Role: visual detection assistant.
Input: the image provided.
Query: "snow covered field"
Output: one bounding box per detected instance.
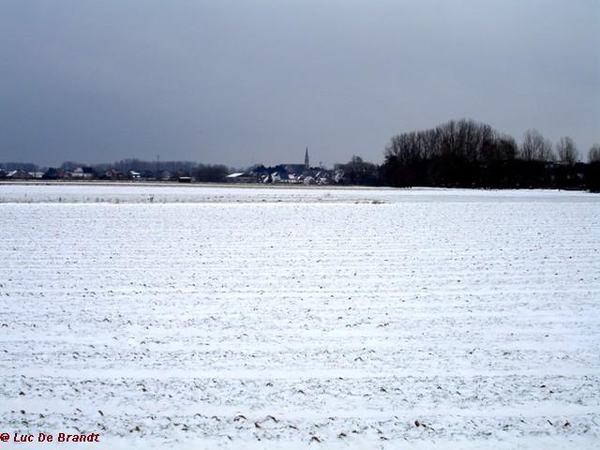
[1,184,599,449]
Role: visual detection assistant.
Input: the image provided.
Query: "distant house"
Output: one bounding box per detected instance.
[226,172,245,181]
[72,167,95,180]
[271,171,289,183]
[226,172,255,183]
[303,176,316,185]
[102,169,123,180]
[6,169,30,180]
[42,168,61,180]
[158,170,171,181]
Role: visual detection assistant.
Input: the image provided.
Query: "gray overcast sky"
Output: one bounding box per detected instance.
[1,0,598,168]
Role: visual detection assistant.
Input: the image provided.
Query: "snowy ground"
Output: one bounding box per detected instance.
[0,184,599,449]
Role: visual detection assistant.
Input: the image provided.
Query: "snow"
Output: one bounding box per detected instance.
[0,184,599,449]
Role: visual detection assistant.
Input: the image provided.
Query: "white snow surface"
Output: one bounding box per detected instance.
[0,184,599,449]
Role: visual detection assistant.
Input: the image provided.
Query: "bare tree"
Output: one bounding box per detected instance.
[588,144,600,163]
[556,136,578,165]
[520,130,554,161]
[483,133,517,162]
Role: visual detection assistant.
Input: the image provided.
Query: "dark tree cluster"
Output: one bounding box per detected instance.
[91,159,198,175]
[586,144,600,192]
[91,159,229,182]
[192,164,229,182]
[381,119,596,191]
[0,162,39,172]
[335,156,380,186]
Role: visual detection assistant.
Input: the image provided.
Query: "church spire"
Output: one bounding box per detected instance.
[304,147,309,172]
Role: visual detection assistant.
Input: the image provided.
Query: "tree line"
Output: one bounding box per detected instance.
[379,119,599,191]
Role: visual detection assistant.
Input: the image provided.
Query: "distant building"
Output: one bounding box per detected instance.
[305,147,310,172]
[281,147,311,178]
[72,167,95,180]
[228,147,337,184]
[102,169,123,180]
[226,172,254,183]
[42,168,61,180]
[6,169,30,180]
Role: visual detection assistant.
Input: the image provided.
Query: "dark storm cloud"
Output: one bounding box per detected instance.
[1,0,598,168]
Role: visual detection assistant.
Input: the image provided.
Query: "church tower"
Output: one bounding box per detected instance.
[304,147,310,172]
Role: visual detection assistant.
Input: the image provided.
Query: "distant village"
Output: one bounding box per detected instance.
[0,148,361,185]
[226,148,345,185]
[2,118,599,192]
